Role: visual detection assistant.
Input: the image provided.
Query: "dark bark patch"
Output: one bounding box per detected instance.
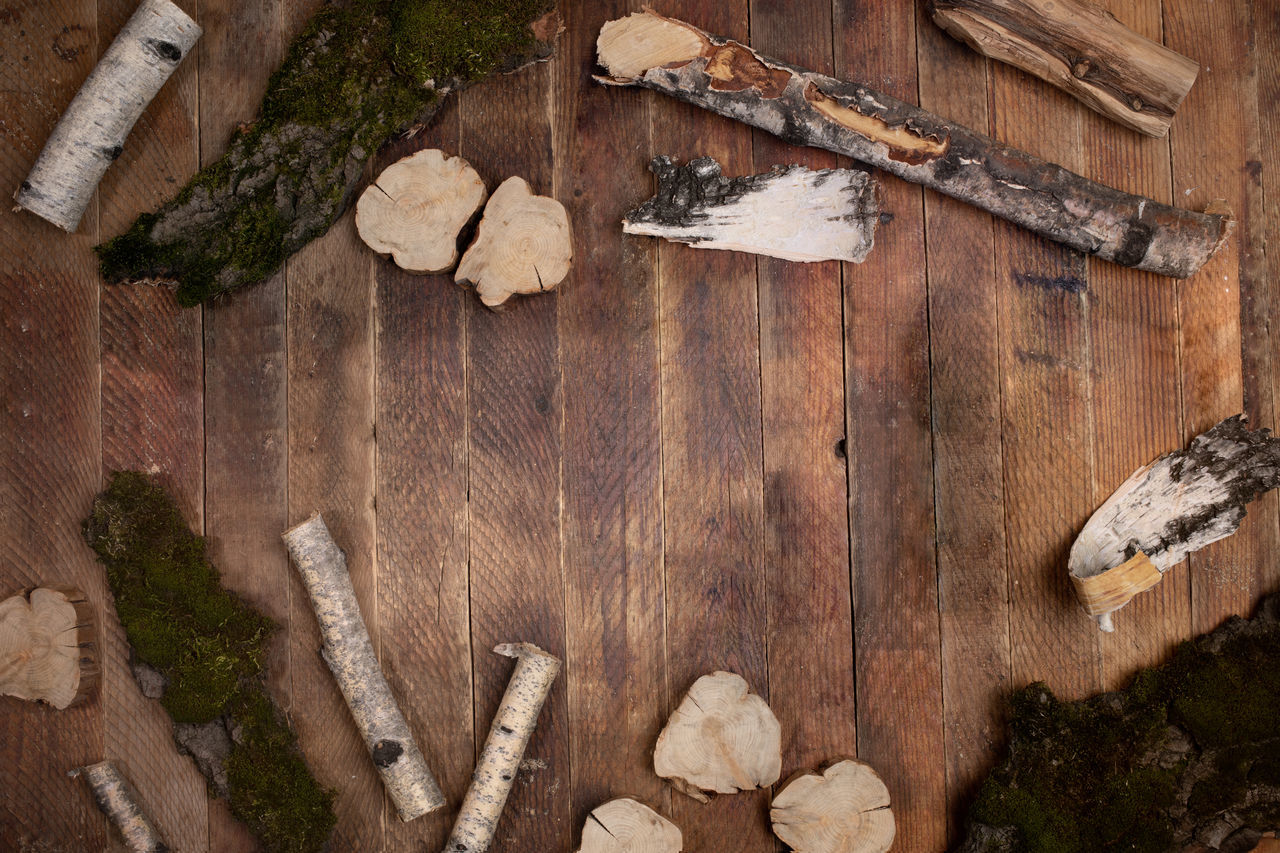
[142,37,183,63]
[372,739,404,768]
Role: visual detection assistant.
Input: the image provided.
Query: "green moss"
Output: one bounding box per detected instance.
[84,472,334,853]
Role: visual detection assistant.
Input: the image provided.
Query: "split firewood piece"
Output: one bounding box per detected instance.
[654,671,781,802]
[623,156,879,263]
[929,0,1198,138]
[455,176,572,308]
[576,798,683,853]
[771,760,895,853]
[14,0,200,232]
[595,11,1230,279]
[355,150,487,273]
[0,585,98,709]
[1069,415,1280,632]
[282,513,444,821]
[445,642,561,853]
[74,761,168,853]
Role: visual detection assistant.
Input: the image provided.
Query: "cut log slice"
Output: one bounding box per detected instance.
[623,156,879,263]
[355,149,487,274]
[654,671,781,802]
[576,798,683,853]
[455,176,572,308]
[770,760,895,853]
[0,585,98,709]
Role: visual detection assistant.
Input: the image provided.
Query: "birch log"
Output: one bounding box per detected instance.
[14,0,200,232]
[623,155,879,262]
[445,643,561,853]
[282,513,444,821]
[928,0,1199,137]
[595,11,1229,279]
[74,761,169,853]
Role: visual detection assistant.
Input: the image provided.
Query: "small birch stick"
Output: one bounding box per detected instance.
[15,0,200,232]
[73,761,169,853]
[445,643,562,853]
[282,513,444,821]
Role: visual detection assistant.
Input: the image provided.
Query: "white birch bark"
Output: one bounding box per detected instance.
[74,761,168,853]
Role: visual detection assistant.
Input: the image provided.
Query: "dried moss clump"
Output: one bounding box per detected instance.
[95,0,556,307]
[84,471,335,853]
[955,595,1280,853]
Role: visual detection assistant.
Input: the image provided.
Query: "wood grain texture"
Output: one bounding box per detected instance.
[554,0,668,832]
[459,60,572,853]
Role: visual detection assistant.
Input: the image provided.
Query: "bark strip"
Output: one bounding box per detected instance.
[595,11,1229,279]
[15,0,200,232]
[282,513,444,821]
[445,643,561,853]
[74,761,169,853]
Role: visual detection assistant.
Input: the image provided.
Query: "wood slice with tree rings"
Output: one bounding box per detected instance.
[576,798,683,853]
[355,149,487,274]
[454,176,572,308]
[770,760,895,853]
[0,585,98,709]
[653,671,782,802]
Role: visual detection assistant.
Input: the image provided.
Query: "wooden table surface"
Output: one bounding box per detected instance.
[2,0,1277,850]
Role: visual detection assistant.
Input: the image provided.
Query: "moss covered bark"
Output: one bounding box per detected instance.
[84,472,335,853]
[955,595,1280,853]
[96,0,558,306]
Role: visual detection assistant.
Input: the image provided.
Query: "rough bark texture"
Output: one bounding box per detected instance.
[623,155,879,263]
[928,0,1199,137]
[96,0,560,306]
[0,585,98,709]
[281,513,444,821]
[76,760,170,853]
[954,594,1280,853]
[14,0,201,232]
[445,643,561,853]
[1069,415,1280,630]
[770,760,896,853]
[595,11,1229,279]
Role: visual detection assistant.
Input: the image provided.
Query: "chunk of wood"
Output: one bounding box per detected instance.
[14,0,201,232]
[355,149,487,273]
[281,513,444,821]
[0,585,98,709]
[1069,415,1280,631]
[445,642,561,853]
[455,176,572,307]
[928,0,1199,137]
[576,798,683,853]
[654,671,781,802]
[623,156,879,263]
[74,761,168,853]
[595,11,1230,279]
[771,760,896,853]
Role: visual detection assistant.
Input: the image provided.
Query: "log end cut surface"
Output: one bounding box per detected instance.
[576,798,683,853]
[771,760,896,853]
[0,586,97,709]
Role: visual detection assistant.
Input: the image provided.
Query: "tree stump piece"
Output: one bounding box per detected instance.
[0,585,98,709]
[576,798,683,853]
[771,760,896,853]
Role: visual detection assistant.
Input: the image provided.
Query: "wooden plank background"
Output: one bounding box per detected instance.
[0,0,1276,850]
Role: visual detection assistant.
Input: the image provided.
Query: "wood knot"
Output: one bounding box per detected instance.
[1071,59,1091,78]
[372,739,403,768]
[1129,96,1144,111]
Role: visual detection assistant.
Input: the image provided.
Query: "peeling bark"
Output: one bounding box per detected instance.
[75,761,169,853]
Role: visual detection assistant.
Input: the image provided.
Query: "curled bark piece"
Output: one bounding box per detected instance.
[928,0,1199,137]
[576,798,683,853]
[771,760,896,853]
[654,671,782,803]
[595,11,1230,279]
[14,0,200,232]
[445,642,561,853]
[355,149,488,273]
[74,761,169,853]
[0,585,98,709]
[623,155,879,263]
[1069,415,1280,631]
[455,176,572,308]
[282,513,444,821]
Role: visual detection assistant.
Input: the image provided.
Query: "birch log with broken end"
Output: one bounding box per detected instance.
[445,643,561,853]
[623,155,879,262]
[928,0,1199,137]
[1068,415,1280,631]
[282,513,444,821]
[595,11,1230,279]
[0,585,98,709]
[14,0,200,232]
[74,761,169,853]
